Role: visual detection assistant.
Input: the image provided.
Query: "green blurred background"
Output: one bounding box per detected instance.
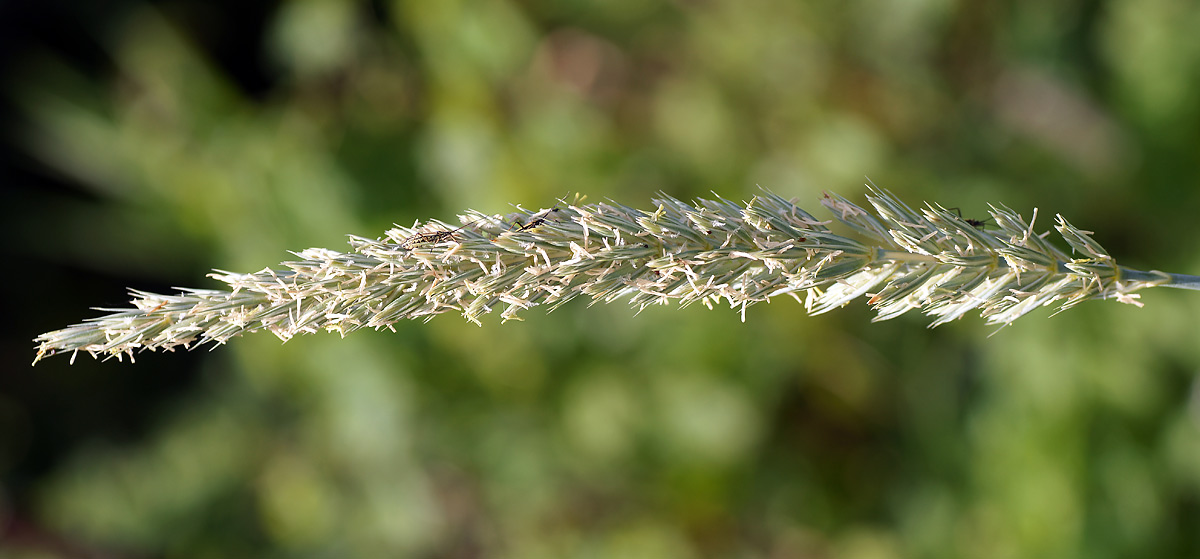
[3,0,1200,557]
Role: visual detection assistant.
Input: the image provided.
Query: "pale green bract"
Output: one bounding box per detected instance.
[32,186,1200,364]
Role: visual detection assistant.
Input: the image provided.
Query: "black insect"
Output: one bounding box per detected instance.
[399,220,479,249]
[514,206,563,232]
[948,207,992,229]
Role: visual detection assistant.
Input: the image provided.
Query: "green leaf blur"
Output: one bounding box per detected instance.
[5,0,1200,557]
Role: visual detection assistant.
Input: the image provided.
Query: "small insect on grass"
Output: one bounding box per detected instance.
[948,207,992,229]
[399,219,481,249]
[509,193,581,233]
[516,209,560,231]
[511,203,568,233]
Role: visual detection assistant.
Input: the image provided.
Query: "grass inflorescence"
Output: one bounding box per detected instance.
[33,186,1200,364]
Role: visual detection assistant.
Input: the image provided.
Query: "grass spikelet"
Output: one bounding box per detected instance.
[32,185,1200,364]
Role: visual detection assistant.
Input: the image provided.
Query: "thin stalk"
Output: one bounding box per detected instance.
[1122,268,1200,291]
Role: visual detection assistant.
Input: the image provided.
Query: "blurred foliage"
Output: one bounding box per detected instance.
[3,0,1200,557]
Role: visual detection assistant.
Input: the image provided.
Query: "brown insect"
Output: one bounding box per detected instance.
[399,219,480,249]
